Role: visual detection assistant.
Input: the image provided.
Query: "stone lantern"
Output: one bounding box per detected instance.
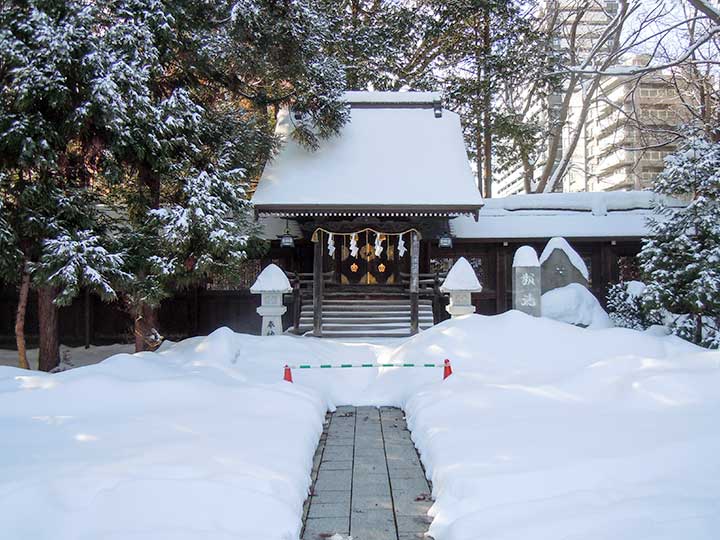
[440,257,482,318]
[250,264,292,336]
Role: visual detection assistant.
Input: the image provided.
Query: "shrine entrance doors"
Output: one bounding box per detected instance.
[337,230,403,285]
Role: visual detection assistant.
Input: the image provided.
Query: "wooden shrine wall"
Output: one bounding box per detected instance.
[0,239,641,348]
[428,239,642,317]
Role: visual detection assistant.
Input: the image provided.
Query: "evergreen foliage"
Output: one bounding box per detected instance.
[32,229,132,306]
[432,0,558,194]
[1,0,348,357]
[320,0,437,91]
[0,0,129,304]
[639,135,720,347]
[606,281,661,331]
[90,0,347,313]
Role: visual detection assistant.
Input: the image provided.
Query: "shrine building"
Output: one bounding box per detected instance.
[251,91,658,338]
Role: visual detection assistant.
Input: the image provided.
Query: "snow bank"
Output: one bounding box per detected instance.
[400,314,720,540]
[539,236,589,279]
[0,329,325,540]
[2,313,719,540]
[542,283,613,328]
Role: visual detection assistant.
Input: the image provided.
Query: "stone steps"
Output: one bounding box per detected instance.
[296,294,434,338]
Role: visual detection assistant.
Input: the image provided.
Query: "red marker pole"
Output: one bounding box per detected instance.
[443,359,452,380]
[283,364,293,383]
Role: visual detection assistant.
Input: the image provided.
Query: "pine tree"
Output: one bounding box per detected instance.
[606,281,662,330]
[640,135,720,347]
[31,227,132,307]
[319,0,437,91]
[1,0,96,370]
[426,0,553,197]
[92,0,347,350]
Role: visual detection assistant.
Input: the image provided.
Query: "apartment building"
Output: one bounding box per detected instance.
[495,2,686,195]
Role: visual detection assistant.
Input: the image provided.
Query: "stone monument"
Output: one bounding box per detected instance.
[539,237,589,294]
[250,264,292,335]
[512,246,541,317]
[440,257,482,318]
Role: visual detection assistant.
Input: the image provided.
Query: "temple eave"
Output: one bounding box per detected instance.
[254,204,482,219]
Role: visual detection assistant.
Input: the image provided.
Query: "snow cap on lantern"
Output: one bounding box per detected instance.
[250,264,292,294]
[441,257,482,318]
[251,264,291,335]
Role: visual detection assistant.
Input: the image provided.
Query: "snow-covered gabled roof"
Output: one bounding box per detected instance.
[252,92,483,217]
[342,90,442,105]
[450,191,684,240]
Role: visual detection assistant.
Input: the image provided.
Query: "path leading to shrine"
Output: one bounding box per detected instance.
[302,406,433,540]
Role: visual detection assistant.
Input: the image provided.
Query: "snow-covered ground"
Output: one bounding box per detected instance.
[0,342,135,370]
[1,313,719,539]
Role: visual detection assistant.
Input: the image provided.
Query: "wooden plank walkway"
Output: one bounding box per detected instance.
[302,406,433,540]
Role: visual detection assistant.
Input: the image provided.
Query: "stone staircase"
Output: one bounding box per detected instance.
[295,294,434,338]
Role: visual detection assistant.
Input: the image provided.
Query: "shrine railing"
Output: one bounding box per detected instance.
[399,271,447,323]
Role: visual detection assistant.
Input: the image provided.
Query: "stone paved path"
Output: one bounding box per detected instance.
[302,406,433,540]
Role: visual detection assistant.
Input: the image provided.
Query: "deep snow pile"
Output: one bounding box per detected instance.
[400,314,720,540]
[541,282,613,328]
[2,313,719,540]
[0,330,325,540]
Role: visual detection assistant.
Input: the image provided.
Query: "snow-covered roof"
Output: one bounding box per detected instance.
[450,191,683,240]
[252,92,483,216]
[539,237,589,280]
[342,91,442,105]
[440,257,483,292]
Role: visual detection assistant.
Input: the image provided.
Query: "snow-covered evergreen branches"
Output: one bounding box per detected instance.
[32,230,132,306]
[639,135,720,347]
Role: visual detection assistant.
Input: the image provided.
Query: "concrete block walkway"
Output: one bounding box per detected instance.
[302,406,433,540]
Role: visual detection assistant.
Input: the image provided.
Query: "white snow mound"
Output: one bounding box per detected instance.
[2,314,719,540]
[542,283,613,328]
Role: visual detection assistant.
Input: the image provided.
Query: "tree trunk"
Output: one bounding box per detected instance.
[482,10,492,199]
[15,272,31,370]
[694,313,703,345]
[473,14,484,194]
[475,116,483,193]
[540,76,602,193]
[134,161,163,352]
[483,107,492,198]
[134,302,160,352]
[521,153,534,194]
[37,286,60,372]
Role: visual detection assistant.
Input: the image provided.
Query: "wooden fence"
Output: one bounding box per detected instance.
[0,288,272,348]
